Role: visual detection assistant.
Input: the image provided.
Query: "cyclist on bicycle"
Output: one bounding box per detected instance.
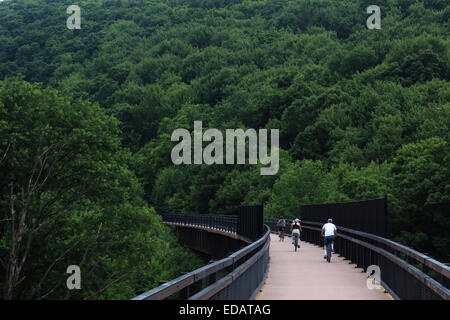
[321,218,337,259]
[276,216,286,241]
[290,218,302,248]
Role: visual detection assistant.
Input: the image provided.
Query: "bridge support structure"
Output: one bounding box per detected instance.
[173,224,248,260]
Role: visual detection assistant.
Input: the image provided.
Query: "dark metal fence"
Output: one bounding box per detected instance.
[265,218,449,300]
[237,204,264,241]
[189,225,270,300]
[162,213,238,234]
[300,197,387,237]
[132,215,270,300]
[162,204,264,242]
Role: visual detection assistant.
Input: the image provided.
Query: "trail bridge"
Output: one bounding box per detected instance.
[132,200,449,300]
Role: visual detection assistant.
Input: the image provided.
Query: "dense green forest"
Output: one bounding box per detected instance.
[0,0,449,299]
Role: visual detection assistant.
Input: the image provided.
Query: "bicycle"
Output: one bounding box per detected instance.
[326,241,332,262]
[292,232,300,251]
[324,236,334,263]
[278,228,285,242]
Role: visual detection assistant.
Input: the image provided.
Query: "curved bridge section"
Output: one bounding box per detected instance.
[132,208,270,300]
[132,202,449,300]
[163,214,249,260]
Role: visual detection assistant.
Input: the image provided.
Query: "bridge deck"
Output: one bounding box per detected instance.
[255,234,392,300]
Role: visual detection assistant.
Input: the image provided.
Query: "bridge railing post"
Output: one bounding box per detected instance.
[358,246,363,269]
[179,272,190,299]
[349,241,353,263]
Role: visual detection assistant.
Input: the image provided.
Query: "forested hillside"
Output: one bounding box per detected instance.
[0,0,449,298]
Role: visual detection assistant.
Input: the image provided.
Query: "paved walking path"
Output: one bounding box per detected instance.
[255,234,392,300]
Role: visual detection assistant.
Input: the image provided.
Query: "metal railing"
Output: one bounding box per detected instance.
[132,215,270,300]
[134,215,449,300]
[265,218,450,300]
[162,213,238,234]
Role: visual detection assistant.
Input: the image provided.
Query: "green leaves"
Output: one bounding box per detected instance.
[0,78,202,299]
[265,160,332,218]
[390,137,450,260]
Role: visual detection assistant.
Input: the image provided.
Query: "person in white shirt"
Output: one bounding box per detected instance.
[321,219,337,259]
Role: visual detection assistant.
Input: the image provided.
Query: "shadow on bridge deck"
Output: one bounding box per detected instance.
[255,234,393,300]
